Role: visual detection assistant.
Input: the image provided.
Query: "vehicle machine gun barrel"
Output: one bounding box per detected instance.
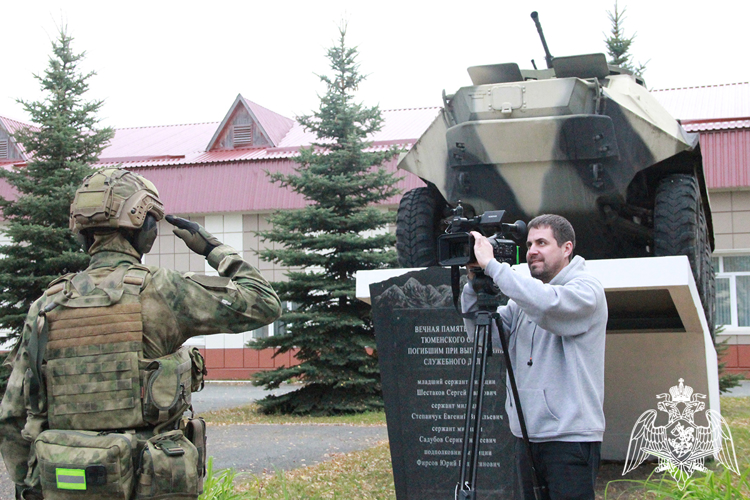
[530,11,553,69]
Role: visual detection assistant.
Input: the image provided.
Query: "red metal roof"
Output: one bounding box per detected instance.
[138,158,425,214]
[700,129,750,190]
[275,107,440,149]
[97,107,439,167]
[0,105,436,216]
[653,82,750,126]
[94,104,437,214]
[240,97,295,146]
[101,122,218,160]
[681,118,750,132]
[0,164,19,202]
[653,83,750,189]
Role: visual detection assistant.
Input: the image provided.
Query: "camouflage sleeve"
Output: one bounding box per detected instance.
[147,244,281,349]
[0,302,41,490]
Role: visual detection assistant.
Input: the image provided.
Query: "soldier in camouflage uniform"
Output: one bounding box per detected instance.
[0,168,282,499]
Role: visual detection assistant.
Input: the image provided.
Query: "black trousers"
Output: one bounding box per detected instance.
[515,439,601,500]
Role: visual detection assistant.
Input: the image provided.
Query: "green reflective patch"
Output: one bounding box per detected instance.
[56,468,86,490]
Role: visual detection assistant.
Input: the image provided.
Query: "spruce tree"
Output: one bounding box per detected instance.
[251,26,401,415]
[604,1,648,78]
[0,29,113,393]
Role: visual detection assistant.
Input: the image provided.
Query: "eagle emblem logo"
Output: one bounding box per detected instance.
[623,378,739,489]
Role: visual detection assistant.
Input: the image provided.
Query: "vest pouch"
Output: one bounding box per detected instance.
[183,417,207,491]
[47,349,145,431]
[135,430,200,499]
[188,347,207,393]
[34,429,135,500]
[142,347,192,426]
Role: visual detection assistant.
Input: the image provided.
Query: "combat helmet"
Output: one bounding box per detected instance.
[70,167,165,234]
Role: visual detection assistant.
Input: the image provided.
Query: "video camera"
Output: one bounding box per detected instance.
[437,204,527,267]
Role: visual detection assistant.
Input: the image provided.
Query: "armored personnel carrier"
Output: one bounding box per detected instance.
[395,12,715,334]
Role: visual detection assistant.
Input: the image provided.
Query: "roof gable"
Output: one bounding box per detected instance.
[0,115,36,161]
[206,95,294,151]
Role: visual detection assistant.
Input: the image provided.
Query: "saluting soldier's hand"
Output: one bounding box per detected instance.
[166,215,223,257]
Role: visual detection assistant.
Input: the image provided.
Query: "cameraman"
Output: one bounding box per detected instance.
[461,214,607,500]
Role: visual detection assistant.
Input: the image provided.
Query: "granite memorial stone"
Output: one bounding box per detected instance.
[371,267,518,500]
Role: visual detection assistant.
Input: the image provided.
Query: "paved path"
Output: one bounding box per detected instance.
[723,379,750,397]
[194,382,388,476]
[208,424,387,478]
[191,381,297,413]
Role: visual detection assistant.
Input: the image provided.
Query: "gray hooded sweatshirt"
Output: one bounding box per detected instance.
[462,255,607,442]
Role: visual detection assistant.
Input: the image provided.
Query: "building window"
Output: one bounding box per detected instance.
[203,214,243,276]
[250,324,271,340]
[247,301,294,341]
[713,254,750,329]
[0,140,8,159]
[233,124,254,148]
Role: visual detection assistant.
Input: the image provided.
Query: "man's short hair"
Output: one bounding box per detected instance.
[528,214,576,251]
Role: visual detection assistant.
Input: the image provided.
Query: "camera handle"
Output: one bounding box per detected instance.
[455,309,545,500]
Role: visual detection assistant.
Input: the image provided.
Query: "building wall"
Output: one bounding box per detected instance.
[711,191,750,250]
[0,222,13,352]
[710,189,750,375]
[144,212,298,379]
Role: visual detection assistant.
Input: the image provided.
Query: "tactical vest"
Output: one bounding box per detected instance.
[41,264,196,431]
[29,264,208,499]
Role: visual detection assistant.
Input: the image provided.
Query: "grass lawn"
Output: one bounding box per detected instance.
[201,403,387,427]
[199,397,750,500]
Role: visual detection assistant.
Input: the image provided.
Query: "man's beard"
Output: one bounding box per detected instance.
[530,260,555,283]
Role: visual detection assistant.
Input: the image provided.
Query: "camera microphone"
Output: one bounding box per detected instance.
[503,220,527,238]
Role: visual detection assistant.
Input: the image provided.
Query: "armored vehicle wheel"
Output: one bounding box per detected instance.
[653,173,715,337]
[699,206,716,337]
[396,187,444,267]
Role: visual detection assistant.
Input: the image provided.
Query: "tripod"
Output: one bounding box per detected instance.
[455,298,544,500]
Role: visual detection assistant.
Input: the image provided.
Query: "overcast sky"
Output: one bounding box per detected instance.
[2,0,747,129]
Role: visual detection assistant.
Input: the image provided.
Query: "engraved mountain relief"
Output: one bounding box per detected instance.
[374,277,453,308]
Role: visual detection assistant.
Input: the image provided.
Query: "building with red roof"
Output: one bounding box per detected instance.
[0,96,434,377]
[1,84,749,377]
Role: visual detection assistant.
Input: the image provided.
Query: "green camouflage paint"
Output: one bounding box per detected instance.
[0,232,281,492]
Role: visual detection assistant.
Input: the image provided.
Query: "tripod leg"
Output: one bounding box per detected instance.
[458,321,484,495]
[493,314,546,500]
[469,320,492,490]
[457,311,496,500]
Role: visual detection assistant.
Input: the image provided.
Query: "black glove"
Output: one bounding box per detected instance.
[166,215,223,257]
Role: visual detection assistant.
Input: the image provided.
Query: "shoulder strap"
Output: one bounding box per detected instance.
[26,298,61,413]
[123,264,151,296]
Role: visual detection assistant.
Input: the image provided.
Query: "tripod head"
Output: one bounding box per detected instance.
[468,267,508,312]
